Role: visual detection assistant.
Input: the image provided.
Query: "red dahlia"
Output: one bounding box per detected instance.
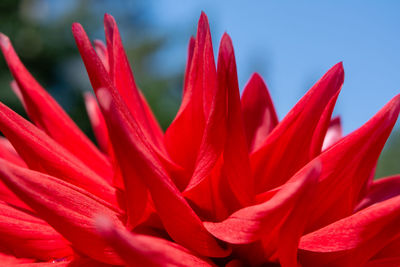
[0,12,399,267]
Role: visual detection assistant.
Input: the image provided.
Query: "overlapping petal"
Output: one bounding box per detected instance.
[96,216,215,267]
[96,88,230,257]
[0,102,119,207]
[0,33,112,181]
[356,174,400,211]
[251,63,343,192]
[84,92,110,153]
[203,161,320,244]
[304,94,400,231]
[104,14,164,150]
[0,200,72,261]
[241,73,278,153]
[0,11,398,267]
[0,159,123,264]
[165,12,218,189]
[299,194,400,266]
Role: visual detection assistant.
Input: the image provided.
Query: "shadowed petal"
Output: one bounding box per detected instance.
[322,116,343,151]
[366,237,400,266]
[84,92,110,153]
[303,94,400,231]
[204,162,319,244]
[0,159,124,264]
[0,252,35,264]
[164,12,218,188]
[72,23,183,227]
[299,194,400,266]
[94,39,109,72]
[251,63,343,192]
[355,175,400,211]
[184,34,254,220]
[0,102,118,207]
[241,73,278,153]
[0,200,72,261]
[217,34,253,206]
[183,36,196,96]
[0,136,26,168]
[96,216,216,267]
[97,88,230,257]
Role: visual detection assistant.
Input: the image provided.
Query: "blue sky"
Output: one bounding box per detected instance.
[150,1,400,134]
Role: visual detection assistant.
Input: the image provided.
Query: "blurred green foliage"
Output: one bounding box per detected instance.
[0,0,182,139]
[376,130,400,178]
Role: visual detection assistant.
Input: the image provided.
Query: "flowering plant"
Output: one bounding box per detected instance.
[0,12,399,266]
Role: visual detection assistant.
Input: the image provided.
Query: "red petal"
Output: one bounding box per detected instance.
[164,12,218,187]
[0,138,28,210]
[0,200,72,261]
[203,162,320,244]
[185,34,235,193]
[368,237,400,266]
[0,252,34,264]
[73,22,184,220]
[365,258,400,267]
[299,194,400,266]
[96,216,216,267]
[184,160,233,221]
[0,136,26,167]
[72,23,149,228]
[241,73,278,153]
[0,33,112,181]
[0,181,31,211]
[322,116,343,151]
[96,88,230,257]
[277,163,320,267]
[218,34,254,206]
[355,175,400,211]
[183,36,196,96]
[94,39,110,72]
[20,262,72,267]
[84,92,110,153]
[251,63,344,192]
[304,94,400,231]
[0,102,118,207]
[104,14,164,149]
[0,159,123,264]
[184,34,254,219]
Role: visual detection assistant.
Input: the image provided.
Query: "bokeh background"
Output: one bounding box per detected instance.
[0,0,399,177]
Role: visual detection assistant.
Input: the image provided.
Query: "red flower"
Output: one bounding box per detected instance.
[0,12,399,266]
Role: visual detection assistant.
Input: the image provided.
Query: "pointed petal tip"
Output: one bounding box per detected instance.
[221,32,232,43]
[250,72,263,82]
[219,33,234,58]
[198,11,210,30]
[200,10,207,18]
[332,61,344,79]
[104,13,116,26]
[388,93,400,114]
[71,22,84,35]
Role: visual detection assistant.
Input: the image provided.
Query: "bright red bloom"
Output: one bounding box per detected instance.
[0,12,399,266]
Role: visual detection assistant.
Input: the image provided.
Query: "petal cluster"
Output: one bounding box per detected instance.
[0,12,399,267]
